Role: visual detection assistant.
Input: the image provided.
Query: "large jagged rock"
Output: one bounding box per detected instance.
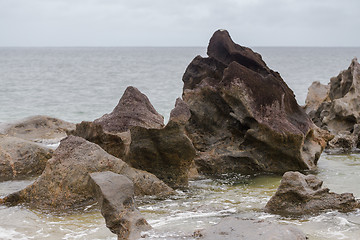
[265,171,360,215]
[182,29,327,175]
[305,58,360,152]
[69,86,164,160]
[89,171,151,240]
[125,98,196,188]
[1,136,173,210]
[200,216,307,240]
[1,115,75,145]
[0,135,53,181]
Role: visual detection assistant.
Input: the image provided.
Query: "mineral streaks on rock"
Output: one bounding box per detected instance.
[265,171,360,215]
[2,136,173,210]
[89,171,151,240]
[183,29,325,175]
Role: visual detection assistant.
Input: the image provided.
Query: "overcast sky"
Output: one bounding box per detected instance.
[0,0,359,47]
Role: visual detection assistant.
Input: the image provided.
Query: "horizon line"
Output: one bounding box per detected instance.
[0,45,360,48]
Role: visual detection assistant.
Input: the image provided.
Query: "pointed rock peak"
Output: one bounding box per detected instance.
[169,98,191,124]
[207,29,269,74]
[94,86,164,133]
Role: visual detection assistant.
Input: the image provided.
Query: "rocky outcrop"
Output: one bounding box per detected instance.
[305,58,360,151]
[265,171,360,215]
[70,87,196,188]
[1,115,75,145]
[0,135,53,181]
[89,171,151,240]
[182,29,326,175]
[125,98,196,188]
[68,86,165,160]
[200,216,307,240]
[1,136,173,210]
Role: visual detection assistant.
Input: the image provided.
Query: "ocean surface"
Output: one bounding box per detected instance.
[1,47,360,239]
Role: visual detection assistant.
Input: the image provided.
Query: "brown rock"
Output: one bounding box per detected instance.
[89,171,151,240]
[182,30,326,175]
[1,136,173,210]
[265,171,360,216]
[0,135,53,181]
[94,86,164,133]
[2,115,75,145]
[125,99,196,188]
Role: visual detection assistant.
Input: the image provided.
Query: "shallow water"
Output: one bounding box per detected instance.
[0,153,359,239]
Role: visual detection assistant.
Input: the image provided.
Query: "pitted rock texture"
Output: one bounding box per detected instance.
[265,171,360,215]
[182,29,326,175]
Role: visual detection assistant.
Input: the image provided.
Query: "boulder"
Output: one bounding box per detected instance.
[89,171,151,240]
[0,135,53,181]
[200,216,307,240]
[182,29,327,175]
[265,171,360,215]
[68,86,164,160]
[1,136,173,210]
[125,98,196,188]
[305,58,360,150]
[1,115,75,145]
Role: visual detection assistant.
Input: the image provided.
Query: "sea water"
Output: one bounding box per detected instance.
[1,47,360,239]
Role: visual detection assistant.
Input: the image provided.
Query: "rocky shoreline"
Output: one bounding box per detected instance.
[1,30,360,239]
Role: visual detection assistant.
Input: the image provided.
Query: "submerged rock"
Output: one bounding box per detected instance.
[0,135,53,181]
[200,216,307,240]
[305,58,360,151]
[125,98,196,188]
[1,115,75,145]
[265,171,360,216]
[90,171,151,240]
[1,136,173,210]
[182,29,327,175]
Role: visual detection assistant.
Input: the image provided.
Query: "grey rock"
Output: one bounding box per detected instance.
[89,171,151,240]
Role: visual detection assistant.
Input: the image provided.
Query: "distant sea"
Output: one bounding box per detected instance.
[1,47,360,124]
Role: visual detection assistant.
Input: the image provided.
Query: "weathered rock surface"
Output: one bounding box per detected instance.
[69,86,164,160]
[200,216,307,240]
[1,115,75,145]
[125,98,196,188]
[265,171,360,215]
[1,136,173,210]
[89,171,151,240]
[182,29,326,175]
[0,135,53,181]
[305,58,360,151]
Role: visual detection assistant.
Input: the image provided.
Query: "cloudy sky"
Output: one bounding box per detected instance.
[0,0,359,47]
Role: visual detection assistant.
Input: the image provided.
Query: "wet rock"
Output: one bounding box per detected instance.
[265,171,360,216]
[305,58,360,151]
[69,86,164,160]
[1,115,75,145]
[200,216,307,240]
[125,98,196,188]
[89,171,151,240]
[1,136,173,210]
[0,135,53,181]
[182,29,326,175]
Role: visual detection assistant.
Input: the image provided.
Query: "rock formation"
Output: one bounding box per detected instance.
[68,86,164,160]
[1,136,173,210]
[70,88,196,188]
[305,58,360,151]
[182,29,327,175]
[0,135,53,181]
[89,171,151,240]
[200,216,307,240]
[265,171,360,215]
[125,98,196,188]
[1,115,75,145]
